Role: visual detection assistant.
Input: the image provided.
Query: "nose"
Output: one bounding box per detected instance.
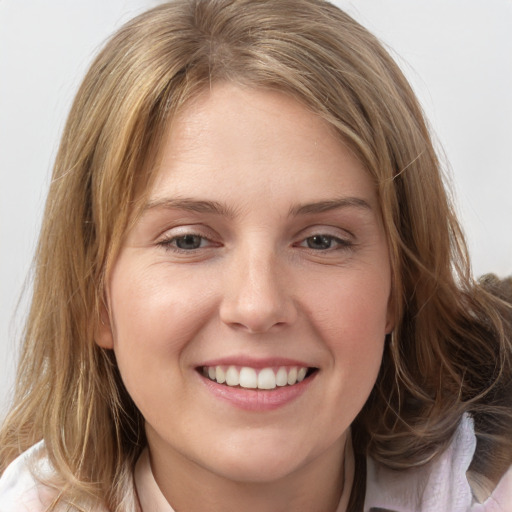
[219,248,297,333]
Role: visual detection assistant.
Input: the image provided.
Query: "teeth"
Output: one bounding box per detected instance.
[276,367,288,387]
[258,368,276,390]
[203,365,311,389]
[216,366,226,384]
[239,367,257,388]
[287,367,297,385]
[226,366,240,386]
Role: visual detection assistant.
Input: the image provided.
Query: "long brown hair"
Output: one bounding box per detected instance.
[1,1,511,510]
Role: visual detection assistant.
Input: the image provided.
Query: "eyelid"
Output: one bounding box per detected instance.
[295,224,355,241]
[156,225,221,251]
[156,223,215,240]
[292,223,357,254]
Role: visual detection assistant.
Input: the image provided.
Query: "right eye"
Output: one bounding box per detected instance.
[157,233,213,252]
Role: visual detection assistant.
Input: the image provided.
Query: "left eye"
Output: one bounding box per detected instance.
[300,235,350,250]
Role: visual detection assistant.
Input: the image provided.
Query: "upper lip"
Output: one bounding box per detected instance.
[197,356,316,369]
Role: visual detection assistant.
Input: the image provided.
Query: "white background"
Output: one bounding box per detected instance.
[1,0,511,416]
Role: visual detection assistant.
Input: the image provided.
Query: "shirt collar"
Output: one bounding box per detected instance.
[134,449,175,512]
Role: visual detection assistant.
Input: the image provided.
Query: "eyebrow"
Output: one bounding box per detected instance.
[288,197,372,216]
[143,196,372,218]
[143,198,238,218]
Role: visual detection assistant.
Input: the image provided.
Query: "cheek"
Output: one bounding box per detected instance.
[107,260,217,405]
[307,269,391,341]
[109,260,214,351]
[304,268,389,398]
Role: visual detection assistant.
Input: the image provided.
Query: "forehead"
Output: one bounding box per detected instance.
[147,83,377,212]
[168,84,336,151]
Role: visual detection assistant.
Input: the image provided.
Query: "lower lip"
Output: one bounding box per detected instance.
[199,372,316,411]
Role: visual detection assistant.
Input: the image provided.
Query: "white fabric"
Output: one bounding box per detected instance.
[1,415,511,511]
[0,442,65,512]
[0,442,108,512]
[364,414,512,511]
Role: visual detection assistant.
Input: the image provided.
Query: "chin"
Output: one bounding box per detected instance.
[198,433,321,484]
[210,454,304,484]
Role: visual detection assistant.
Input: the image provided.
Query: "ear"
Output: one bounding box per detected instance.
[95,299,114,349]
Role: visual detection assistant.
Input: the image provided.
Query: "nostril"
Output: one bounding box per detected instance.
[223,318,290,334]
[218,267,297,333]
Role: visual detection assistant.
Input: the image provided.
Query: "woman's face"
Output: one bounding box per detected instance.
[98,84,393,487]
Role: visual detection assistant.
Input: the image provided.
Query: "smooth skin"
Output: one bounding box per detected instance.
[97,83,393,512]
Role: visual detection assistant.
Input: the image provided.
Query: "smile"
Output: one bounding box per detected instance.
[201,365,316,390]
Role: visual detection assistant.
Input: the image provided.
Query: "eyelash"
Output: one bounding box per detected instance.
[156,232,353,253]
[157,233,215,253]
[296,234,353,251]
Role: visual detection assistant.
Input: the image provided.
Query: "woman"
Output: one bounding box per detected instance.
[0,1,511,510]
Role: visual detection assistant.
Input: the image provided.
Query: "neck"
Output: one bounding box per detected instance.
[146,431,352,512]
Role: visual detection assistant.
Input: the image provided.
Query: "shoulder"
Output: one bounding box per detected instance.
[0,442,133,512]
[0,441,57,512]
[364,414,512,512]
